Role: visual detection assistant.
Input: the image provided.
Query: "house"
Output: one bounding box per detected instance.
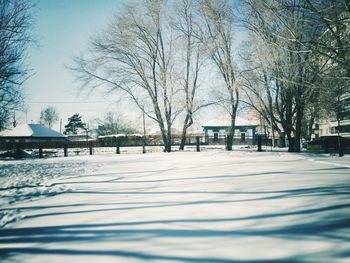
[202,117,259,145]
[0,124,67,158]
[0,123,66,144]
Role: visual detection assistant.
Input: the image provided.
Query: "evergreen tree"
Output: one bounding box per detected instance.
[64,113,86,135]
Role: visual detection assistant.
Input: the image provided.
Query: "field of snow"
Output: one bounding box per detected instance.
[0,149,349,262]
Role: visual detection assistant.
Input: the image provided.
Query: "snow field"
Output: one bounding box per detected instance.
[0,150,349,262]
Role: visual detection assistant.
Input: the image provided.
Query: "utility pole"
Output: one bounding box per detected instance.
[336,96,344,157]
[270,115,275,148]
[60,118,62,133]
[85,125,89,142]
[13,112,17,127]
[142,108,146,154]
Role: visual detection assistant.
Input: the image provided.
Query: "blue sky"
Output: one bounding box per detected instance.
[21,0,245,132]
[22,0,127,130]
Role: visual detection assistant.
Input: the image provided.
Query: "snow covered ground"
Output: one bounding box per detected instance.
[0,149,349,262]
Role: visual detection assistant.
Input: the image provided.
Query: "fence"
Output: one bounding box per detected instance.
[96,134,263,147]
[0,140,96,158]
[307,136,350,154]
[204,134,257,146]
[0,134,274,158]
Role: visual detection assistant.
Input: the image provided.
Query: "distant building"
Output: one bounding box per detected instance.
[313,94,350,139]
[202,117,259,144]
[333,93,350,137]
[311,16,350,139]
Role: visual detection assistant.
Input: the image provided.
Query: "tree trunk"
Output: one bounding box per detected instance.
[179,128,187,150]
[165,117,172,152]
[159,127,171,153]
[227,113,236,151]
[294,97,303,152]
[270,118,276,148]
[336,96,344,157]
[278,131,286,148]
[179,114,192,150]
[179,130,186,150]
[164,133,172,152]
[286,132,295,152]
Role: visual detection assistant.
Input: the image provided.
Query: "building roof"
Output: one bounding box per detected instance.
[202,116,259,128]
[0,124,65,138]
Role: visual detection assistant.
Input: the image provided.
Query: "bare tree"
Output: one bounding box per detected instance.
[239,43,282,147]
[0,0,33,131]
[304,0,350,156]
[304,0,350,78]
[39,106,59,128]
[95,111,137,136]
[199,0,239,150]
[72,0,179,152]
[242,0,327,152]
[0,109,11,131]
[173,0,204,150]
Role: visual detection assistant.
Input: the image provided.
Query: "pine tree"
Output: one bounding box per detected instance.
[64,114,86,135]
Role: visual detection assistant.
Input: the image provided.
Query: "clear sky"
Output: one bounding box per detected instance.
[21,0,127,131]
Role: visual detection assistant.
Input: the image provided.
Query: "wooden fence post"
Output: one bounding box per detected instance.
[196,136,200,152]
[142,136,146,154]
[116,138,120,154]
[226,133,232,151]
[64,146,68,157]
[39,146,43,158]
[257,135,262,152]
[89,141,93,155]
[15,144,21,159]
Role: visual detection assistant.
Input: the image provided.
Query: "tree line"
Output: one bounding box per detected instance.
[72,0,349,152]
[241,0,349,152]
[39,107,136,137]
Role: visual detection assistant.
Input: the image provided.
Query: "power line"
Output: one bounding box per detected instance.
[27,101,109,104]
[27,108,111,113]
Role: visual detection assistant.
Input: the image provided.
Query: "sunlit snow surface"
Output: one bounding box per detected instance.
[0,149,349,262]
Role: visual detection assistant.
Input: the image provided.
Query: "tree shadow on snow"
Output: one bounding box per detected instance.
[1,164,350,262]
[1,199,350,261]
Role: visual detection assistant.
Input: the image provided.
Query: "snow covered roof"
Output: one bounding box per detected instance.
[187,129,205,135]
[0,124,65,138]
[202,116,259,127]
[98,133,144,139]
[98,134,127,139]
[126,133,143,137]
